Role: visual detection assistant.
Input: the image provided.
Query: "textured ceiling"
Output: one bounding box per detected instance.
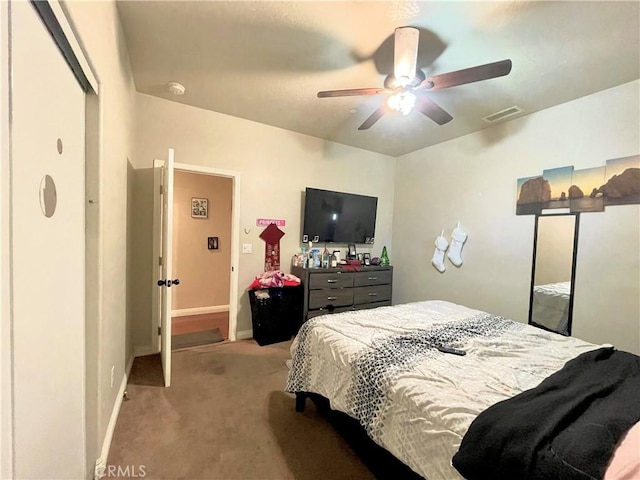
[116,1,640,157]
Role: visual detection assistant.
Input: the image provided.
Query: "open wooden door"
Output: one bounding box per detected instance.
[158,148,175,387]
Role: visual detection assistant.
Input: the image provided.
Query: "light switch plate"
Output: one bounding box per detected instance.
[242,243,252,254]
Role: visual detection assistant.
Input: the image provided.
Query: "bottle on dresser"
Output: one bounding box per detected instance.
[309,249,320,268]
[322,246,329,268]
[299,246,308,268]
[307,242,314,269]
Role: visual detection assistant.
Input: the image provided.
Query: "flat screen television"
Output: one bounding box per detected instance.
[302,187,377,244]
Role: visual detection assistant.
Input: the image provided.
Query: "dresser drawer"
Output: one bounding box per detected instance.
[354,285,392,305]
[309,289,354,309]
[309,272,354,290]
[354,270,392,287]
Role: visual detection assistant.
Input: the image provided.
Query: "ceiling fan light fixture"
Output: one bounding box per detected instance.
[316,24,512,131]
[396,75,412,87]
[384,69,425,89]
[388,90,416,115]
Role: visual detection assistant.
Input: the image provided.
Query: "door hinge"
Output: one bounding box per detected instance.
[159,255,163,266]
[157,326,161,335]
[160,184,164,195]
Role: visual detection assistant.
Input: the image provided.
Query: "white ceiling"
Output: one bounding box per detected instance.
[116,1,640,157]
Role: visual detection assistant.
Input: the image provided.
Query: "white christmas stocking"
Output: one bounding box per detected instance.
[447,222,467,267]
[431,231,449,273]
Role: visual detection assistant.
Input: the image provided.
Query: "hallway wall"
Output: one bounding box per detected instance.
[173,171,232,310]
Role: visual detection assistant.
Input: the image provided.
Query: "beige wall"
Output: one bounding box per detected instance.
[61,0,137,472]
[173,171,232,309]
[392,80,640,354]
[131,92,396,347]
[0,3,10,476]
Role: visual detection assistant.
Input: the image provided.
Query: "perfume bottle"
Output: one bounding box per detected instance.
[322,246,329,268]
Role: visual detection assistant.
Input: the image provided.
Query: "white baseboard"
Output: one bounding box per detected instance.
[236,329,253,340]
[171,305,229,317]
[94,355,134,480]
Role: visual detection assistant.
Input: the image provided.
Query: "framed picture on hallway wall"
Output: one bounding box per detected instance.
[191,197,208,218]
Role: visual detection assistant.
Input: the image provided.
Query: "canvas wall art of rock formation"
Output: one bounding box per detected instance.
[516,154,639,215]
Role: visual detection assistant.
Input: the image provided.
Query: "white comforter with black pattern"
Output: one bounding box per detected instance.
[285,300,601,480]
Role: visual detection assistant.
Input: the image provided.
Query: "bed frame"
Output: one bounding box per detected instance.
[295,392,424,479]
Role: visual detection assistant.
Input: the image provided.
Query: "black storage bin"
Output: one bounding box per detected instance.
[248,285,303,346]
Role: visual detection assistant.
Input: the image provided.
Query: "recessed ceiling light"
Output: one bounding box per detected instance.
[168,82,186,95]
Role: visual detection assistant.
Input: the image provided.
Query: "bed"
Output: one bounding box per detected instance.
[285,300,639,480]
[531,281,571,334]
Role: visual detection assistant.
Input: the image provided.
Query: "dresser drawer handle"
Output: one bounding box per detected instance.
[327,279,338,283]
[327,296,338,301]
[368,292,378,297]
[368,277,377,280]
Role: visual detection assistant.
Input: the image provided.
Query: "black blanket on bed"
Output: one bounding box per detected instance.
[452,347,640,480]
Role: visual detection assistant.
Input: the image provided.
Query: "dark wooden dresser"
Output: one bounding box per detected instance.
[290,265,393,329]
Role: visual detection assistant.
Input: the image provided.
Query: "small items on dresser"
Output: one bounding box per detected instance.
[379,246,390,266]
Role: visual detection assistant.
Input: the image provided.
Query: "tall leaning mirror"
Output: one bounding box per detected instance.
[528,213,580,336]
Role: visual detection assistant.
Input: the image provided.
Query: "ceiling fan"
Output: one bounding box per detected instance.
[317,27,512,130]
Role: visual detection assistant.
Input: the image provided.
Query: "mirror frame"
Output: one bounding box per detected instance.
[528,212,580,336]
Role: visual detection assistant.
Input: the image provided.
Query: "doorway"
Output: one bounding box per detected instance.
[171,170,234,349]
[152,158,240,383]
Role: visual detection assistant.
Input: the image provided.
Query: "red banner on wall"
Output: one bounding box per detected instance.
[259,223,285,271]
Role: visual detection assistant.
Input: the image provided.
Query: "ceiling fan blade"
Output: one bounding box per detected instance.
[415,94,453,125]
[358,106,386,130]
[421,59,512,91]
[394,27,419,83]
[318,88,386,98]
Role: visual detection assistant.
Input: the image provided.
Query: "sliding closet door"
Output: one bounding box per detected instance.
[11,1,86,477]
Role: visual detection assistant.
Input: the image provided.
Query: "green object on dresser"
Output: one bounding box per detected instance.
[380,246,390,266]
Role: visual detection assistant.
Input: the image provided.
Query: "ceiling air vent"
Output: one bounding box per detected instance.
[482,106,524,124]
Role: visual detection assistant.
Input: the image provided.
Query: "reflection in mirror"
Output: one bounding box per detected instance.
[529,213,579,336]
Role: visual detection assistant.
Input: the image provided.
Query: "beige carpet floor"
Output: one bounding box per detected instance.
[107,339,378,480]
